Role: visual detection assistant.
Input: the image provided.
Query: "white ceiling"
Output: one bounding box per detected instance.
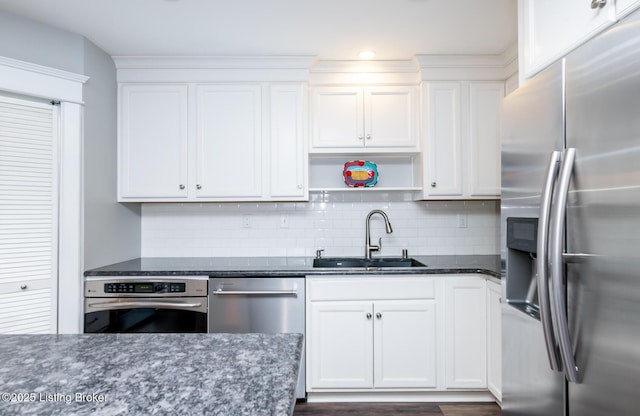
[0,0,517,60]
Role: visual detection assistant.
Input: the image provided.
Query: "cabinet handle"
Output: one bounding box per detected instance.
[431,182,437,187]
[179,184,185,190]
[358,135,364,140]
[20,284,27,290]
[590,0,606,8]
[297,184,302,189]
[196,184,202,190]
[366,313,372,320]
[366,134,371,140]
[376,312,382,319]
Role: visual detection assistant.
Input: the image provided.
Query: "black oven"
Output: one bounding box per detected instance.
[84,276,208,333]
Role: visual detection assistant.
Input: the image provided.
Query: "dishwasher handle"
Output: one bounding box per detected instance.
[213,289,298,296]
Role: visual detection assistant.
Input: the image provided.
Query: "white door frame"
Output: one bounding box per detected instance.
[0,55,89,333]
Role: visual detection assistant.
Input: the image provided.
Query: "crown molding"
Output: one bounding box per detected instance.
[113,55,318,83]
[0,55,88,103]
[0,56,89,84]
[113,55,318,70]
[415,45,518,81]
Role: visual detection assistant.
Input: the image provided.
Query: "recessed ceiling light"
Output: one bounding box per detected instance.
[358,50,376,60]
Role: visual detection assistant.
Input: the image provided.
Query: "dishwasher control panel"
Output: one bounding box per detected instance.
[104,282,186,294]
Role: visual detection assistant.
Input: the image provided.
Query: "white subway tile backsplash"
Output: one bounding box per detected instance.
[141,193,500,257]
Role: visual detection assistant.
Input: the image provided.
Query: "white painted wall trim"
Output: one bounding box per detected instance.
[57,102,84,334]
[0,56,89,103]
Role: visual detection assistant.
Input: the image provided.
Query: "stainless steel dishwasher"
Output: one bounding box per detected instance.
[208,276,305,399]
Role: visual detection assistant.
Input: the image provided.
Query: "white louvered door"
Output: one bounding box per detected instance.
[0,96,58,334]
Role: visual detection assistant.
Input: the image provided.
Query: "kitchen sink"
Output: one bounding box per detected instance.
[313,257,427,269]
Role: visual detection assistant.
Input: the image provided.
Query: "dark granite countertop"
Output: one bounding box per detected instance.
[0,333,303,416]
[84,255,501,280]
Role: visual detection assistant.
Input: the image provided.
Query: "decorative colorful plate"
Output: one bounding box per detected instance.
[343,160,378,187]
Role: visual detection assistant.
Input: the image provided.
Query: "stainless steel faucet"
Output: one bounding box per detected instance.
[365,209,393,259]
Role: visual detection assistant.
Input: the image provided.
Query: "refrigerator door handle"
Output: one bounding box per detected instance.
[536,150,563,372]
[549,147,580,383]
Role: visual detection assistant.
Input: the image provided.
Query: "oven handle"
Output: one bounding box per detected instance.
[87,301,204,310]
[213,289,297,296]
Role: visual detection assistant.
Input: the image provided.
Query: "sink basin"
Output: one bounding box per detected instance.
[313,257,426,268]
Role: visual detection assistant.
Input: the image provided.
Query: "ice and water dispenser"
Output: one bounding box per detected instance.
[505,217,541,319]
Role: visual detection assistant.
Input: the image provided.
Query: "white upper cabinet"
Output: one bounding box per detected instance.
[422,81,503,200]
[468,83,503,197]
[423,82,463,197]
[119,84,189,199]
[270,85,307,199]
[310,86,418,152]
[616,0,640,18]
[196,85,263,198]
[115,56,314,202]
[519,0,616,80]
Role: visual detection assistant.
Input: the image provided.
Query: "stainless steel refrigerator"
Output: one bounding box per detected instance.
[501,10,640,416]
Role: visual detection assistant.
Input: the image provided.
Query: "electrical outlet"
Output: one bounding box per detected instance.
[242,214,252,228]
[280,214,289,228]
[457,214,468,228]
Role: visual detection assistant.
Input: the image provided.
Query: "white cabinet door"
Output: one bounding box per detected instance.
[444,276,487,389]
[311,87,364,148]
[487,280,502,402]
[422,82,502,200]
[310,86,418,150]
[119,84,188,199]
[373,300,437,388]
[309,301,374,388]
[468,83,503,197]
[519,0,615,79]
[196,85,262,198]
[269,84,307,199]
[364,87,418,148]
[423,82,463,197]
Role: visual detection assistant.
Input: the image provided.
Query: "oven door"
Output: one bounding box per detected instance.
[84,297,207,333]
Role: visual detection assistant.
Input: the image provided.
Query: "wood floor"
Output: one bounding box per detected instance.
[294,402,502,416]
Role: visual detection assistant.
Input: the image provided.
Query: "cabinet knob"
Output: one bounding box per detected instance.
[366,313,372,320]
[196,184,202,190]
[431,182,437,188]
[366,134,371,140]
[179,184,185,190]
[20,284,27,290]
[376,312,382,319]
[358,135,364,140]
[297,185,303,189]
[590,0,606,8]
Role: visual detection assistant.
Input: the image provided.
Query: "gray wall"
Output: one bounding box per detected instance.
[0,9,141,269]
[82,39,141,269]
[0,10,84,73]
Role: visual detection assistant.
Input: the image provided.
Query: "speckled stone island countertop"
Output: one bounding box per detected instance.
[84,255,501,282]
[0,333,303,416]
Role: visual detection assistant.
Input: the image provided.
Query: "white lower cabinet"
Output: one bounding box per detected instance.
[444,275,487,389]
[486,280,502,402]
[309,301,374,388]
[306,274,496,400]
[373,301,437,388]
[306,276,437,391]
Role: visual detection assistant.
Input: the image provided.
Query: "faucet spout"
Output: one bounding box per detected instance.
[365,209,393,259]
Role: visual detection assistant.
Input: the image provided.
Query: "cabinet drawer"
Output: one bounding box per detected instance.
[307,276,435,301]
